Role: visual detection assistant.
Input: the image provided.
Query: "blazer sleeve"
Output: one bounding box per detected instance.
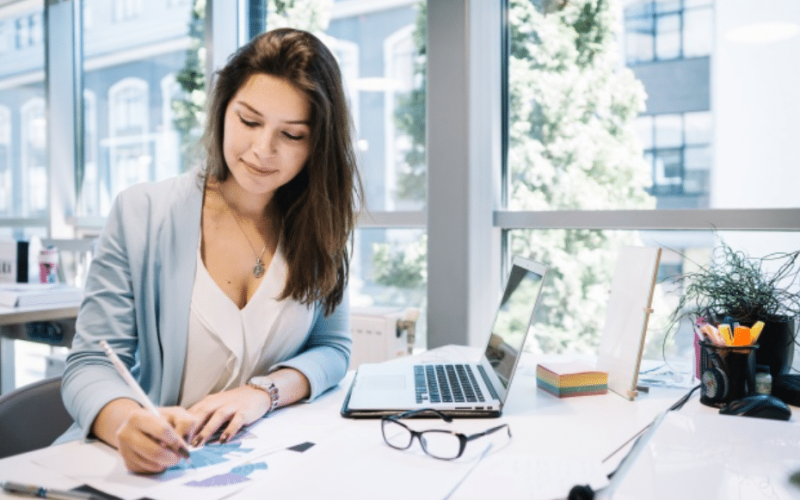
[60,192,143,439]
[270,290,352,400]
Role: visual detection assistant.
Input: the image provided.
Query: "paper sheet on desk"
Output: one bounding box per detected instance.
[31,410,345,500]
[260,425,498,500]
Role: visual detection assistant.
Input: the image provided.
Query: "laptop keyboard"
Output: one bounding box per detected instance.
[414,364,486,404]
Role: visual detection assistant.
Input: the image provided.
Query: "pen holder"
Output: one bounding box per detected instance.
[699,341,758,408]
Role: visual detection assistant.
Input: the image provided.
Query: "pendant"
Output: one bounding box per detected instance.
[253,259,265,278]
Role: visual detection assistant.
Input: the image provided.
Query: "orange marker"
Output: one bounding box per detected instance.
[718,324,733,345]
[750,321,765,344]
[733,325,751,346]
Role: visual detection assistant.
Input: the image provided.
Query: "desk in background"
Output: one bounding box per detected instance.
[0,303,79,394]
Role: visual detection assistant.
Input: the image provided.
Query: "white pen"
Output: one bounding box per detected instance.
[99,340,191,460]
[1,481,100,500]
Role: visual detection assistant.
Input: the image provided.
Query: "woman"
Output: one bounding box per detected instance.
[59,28,362,474]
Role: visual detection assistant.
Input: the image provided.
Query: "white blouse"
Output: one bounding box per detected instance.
[178,244,315,407]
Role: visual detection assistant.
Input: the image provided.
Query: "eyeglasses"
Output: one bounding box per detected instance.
[381,409,512,460]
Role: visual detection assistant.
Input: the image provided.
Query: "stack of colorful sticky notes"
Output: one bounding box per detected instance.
[536,361,608,398]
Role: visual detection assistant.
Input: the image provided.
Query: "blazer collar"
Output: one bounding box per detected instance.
[158,168,204,405]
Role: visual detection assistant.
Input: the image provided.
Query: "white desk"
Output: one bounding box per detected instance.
[0,349,796,500]
[0,303,80,394]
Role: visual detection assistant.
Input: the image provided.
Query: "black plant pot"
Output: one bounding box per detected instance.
[755,318,795,377]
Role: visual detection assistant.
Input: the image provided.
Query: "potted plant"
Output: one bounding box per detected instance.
[669,239,800,377]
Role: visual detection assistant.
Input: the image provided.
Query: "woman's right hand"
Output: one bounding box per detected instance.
[93,399,199,474]
[115,406,199,473]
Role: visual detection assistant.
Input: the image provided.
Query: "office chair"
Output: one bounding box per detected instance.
[0,376,73,459]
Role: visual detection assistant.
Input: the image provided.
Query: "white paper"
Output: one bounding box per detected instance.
[32,408,345,500]
[255,424,505,500]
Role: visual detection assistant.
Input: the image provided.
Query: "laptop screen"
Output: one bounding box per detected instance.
[484,259,546,389]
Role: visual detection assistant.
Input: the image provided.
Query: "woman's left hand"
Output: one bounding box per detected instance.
[187,385,271,446]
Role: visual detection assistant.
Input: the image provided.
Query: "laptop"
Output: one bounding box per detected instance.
[341,255,548,418]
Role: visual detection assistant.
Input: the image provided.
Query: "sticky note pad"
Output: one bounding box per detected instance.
[536,362,608,398]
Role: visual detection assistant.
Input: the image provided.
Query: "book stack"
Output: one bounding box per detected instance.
[0,283,83,308]
[536,361,608,398]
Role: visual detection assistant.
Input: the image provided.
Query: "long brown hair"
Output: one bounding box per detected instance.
[203,28,363,316]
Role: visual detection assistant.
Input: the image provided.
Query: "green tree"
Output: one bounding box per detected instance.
[508,0,655,354]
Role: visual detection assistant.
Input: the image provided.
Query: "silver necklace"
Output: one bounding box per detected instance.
[222,192,268,278]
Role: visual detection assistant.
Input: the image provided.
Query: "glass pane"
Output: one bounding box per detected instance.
[683,111,712,145]
[625,31,654,64]
[271,2,428,211]
[683,0,713,8]
[683,146,710,195]
[269,2,429,345]
[634,116,654,149]
[351,228,427,349]
[625,1,653,18]
[0,1,46,219]
[654,114,682,147]
[508,229,800,378]
[653,149,682,193]
[655,0,680,14]
[655,13,680,59]
[683,7,713,57]
[507,0,799,212]
[78,0,196,217]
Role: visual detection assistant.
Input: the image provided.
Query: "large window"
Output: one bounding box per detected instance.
[1,1,798,379]
[504,0,800,374]
[78,0,194,216]
[264,1,428,341]
[0,0,46,226]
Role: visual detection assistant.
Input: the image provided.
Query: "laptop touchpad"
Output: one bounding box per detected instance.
[360,375,406,391]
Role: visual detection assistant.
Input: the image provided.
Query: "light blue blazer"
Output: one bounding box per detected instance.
[57,168,351,443]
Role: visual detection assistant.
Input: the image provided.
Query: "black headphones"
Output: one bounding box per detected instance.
[701,351,729,403]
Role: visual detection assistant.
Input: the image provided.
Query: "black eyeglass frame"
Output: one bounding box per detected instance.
[380,408,512,460]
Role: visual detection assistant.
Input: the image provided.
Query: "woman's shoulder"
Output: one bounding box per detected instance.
[115,167,204,212]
